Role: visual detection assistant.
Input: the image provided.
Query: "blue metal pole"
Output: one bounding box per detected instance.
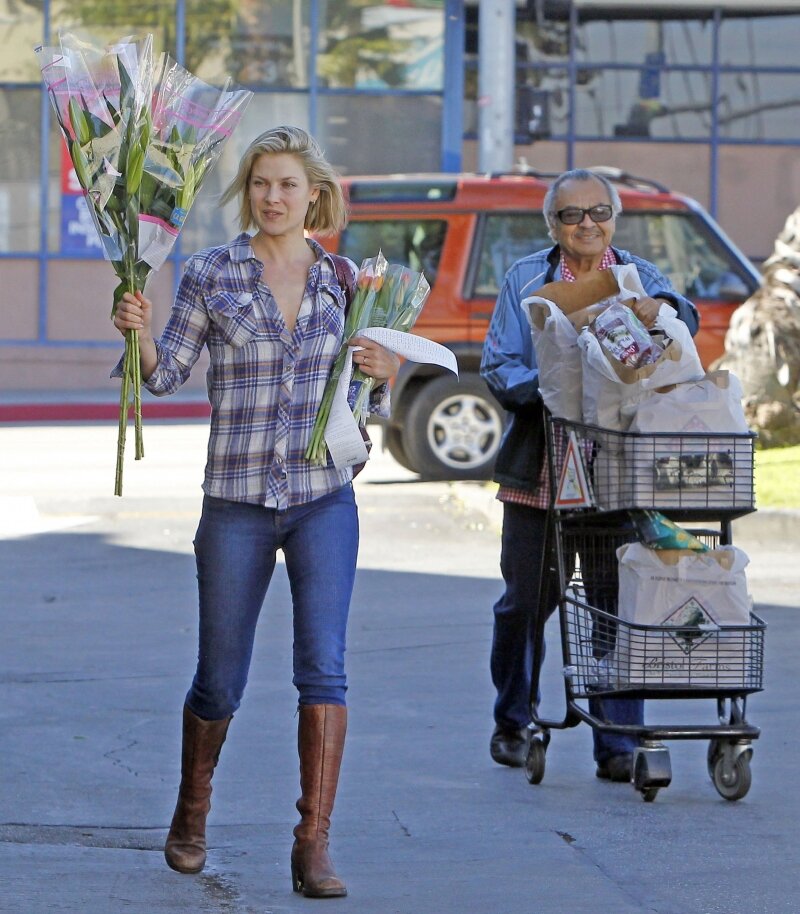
[37,0,52,342]
[567,2,577,170]
[173,0,186,296]
[709,8,722,219]
[175,0,186,66]
[441,0,464,172]
[309,0,319,135]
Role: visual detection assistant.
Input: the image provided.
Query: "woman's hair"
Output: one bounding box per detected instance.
[220,125,348,236]
[542,168,623,241]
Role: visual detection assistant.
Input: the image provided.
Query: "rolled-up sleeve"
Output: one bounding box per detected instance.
[149,259,213,395]
[111,258,212,396]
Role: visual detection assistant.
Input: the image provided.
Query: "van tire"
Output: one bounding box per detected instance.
[384,424,418,473]
[403,373,505,480]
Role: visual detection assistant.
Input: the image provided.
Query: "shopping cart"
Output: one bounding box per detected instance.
[525,415,766,802]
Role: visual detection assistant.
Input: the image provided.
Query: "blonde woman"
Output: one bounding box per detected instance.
[114,126,398,897]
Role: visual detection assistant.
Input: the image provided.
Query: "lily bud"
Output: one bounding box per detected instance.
[68,98,91,146]
[177,162,196,210]
[126,143,144,195]
[69,140,90,189]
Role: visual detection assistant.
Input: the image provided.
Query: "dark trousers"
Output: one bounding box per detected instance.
[491,501,643,763]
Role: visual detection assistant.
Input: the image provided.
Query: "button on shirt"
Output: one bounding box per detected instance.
[140,233,389,509]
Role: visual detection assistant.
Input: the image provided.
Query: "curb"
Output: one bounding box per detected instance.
[0,392,210,423]
[451,480,800,547]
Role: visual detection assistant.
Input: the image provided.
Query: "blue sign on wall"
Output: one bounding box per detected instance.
[60,194,104,256]
[639,51,666,100]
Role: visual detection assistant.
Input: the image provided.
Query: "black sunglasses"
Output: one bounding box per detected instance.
[556,205,614,225]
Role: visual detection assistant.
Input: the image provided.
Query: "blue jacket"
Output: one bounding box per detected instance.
[480,245,700,492]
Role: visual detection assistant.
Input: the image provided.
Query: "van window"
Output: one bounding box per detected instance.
[472,211,752,302]
[338,219,447,286]
[613,213,753,300]
[472,213,551,296]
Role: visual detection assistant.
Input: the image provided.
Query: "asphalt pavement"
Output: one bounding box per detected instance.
[1,416,798,914]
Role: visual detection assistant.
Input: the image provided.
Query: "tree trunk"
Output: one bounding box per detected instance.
[715,208,800,447]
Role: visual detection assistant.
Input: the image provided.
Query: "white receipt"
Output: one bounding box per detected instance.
[324,327,458,470]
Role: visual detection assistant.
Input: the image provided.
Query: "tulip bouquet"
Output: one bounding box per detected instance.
[35,32,252,494]
[305,252,431,467]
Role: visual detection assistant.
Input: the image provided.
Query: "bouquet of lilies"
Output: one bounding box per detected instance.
[35,32,252,494]
[305,251,431,467]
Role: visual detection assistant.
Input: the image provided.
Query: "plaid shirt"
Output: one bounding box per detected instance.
[498,247,615,510]
[140,233,389,509]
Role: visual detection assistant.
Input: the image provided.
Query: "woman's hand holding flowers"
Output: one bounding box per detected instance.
[114,290,154,338]
[348,337,400,384]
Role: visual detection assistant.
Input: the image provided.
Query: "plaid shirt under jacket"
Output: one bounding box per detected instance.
[135,233,389,509]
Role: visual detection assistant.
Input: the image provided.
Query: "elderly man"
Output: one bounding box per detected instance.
[480,168,699,780]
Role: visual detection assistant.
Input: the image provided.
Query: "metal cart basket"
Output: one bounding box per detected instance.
[525,415,765,802]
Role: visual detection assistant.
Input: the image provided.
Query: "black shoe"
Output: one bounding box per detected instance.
[490,725,530,767]
[595,753,633,782]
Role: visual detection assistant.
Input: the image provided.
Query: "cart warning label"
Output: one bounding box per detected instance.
[555,432,594,509]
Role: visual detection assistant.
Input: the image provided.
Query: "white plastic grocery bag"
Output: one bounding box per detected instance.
[526,296,582,421]
[625,370,753,511]
[614,543,754,686]
[629,370,749,435]
[579,302,705,430]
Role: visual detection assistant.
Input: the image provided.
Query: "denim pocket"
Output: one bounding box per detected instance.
[207,290,259,347]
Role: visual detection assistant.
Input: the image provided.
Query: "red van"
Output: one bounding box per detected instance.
[320,169,760,479]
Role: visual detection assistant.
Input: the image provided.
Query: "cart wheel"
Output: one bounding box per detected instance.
[524,737,547,785]
[633,745,671,801]
[712,753,752,801]
[706,739,722,780]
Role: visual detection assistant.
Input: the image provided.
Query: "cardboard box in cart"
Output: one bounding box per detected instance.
[614,543,759,687]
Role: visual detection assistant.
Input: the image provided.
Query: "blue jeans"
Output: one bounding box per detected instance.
[186,486,359,720]
[491,501,643,763]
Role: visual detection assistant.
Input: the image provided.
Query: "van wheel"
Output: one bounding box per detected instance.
[384,424,419,473]
[403,373,504,480]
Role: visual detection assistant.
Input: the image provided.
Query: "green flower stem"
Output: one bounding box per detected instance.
[351,371,375,425]
[132,328,144,461]
[305,365,339,465]
[115,333,131,497]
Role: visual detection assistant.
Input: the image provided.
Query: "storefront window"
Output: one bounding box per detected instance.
[575,19,713,66]
[50,0,176,60]
[515,17,569,65]
[574,69,712,140]
[464,64,569,140]
[316,93,441,175]
[189,0,309,88]
[317,1,444,90]
[718,73,800,142]
[0,89,41,252]
[720,15,800,67]
[1,0,45,83]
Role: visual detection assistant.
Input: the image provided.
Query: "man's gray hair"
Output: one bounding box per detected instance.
[543,169,623,240]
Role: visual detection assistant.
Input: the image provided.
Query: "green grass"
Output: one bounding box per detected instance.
[754,445,800,509]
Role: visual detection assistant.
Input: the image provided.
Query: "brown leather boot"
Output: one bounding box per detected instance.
[164,705,231,874]
[291,704,348,898]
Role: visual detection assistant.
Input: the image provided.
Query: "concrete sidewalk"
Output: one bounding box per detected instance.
[1,415,798,914]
